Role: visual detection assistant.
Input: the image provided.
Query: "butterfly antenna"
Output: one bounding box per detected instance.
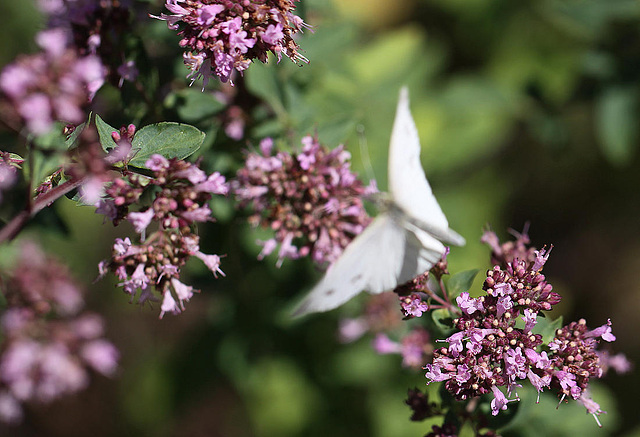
[356,124,376,184]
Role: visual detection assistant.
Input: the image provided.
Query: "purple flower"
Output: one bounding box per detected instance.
[521,308,537,332]
[234,135,373,267]
[195,172,228,195]
[197,4,224,26]
[257,238,278,261]
[80,340,119,376]
[555,370,577,394]
[527,369,551,401]
[425,363,452,383]
[504,347,526,379]
[145,154,170,171]
[0,241,119,424]
[578,390,605,427]
[195,252,225,277]
[154,0,308,85]
[338,318,368,343]
[0,31,105,135]
[445,332,465,358]
[117,60,139,87]
[586,319,616,342]
[490,386,509,416]
[127,208,155,234]
[532,247,552,271]
[113,237,132,256]
[171,278,194,307]
[180,204,212,223]
[400,329,430,368]
[400,294,429,317]
[455,364,472,384]
[492,282,513,297]
[496,295,513,319]
[372,333,402,355]
[261,23,284,45]
[175,165,207,184]
[456,292,484,315]
[160,292,180,318]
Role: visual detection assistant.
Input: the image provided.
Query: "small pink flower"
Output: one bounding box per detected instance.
[127,208,155,234]
[171,278,194,307]
[195,252,225,277]
[145,154,169,171]
[81,340,119,376]
[160,292,180,319]
[372,333,401,355]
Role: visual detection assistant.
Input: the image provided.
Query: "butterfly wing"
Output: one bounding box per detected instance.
[292,89,466,317]
[292,214,438,317]
[388,87,465,246]
[292,215,402,317]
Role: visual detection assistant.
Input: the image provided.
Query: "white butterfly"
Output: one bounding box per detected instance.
[292,87,465,317]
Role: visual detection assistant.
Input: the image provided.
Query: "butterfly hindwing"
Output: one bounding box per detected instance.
[292,214,407,316]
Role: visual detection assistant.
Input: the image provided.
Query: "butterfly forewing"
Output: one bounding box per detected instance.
[292,214,407,316]
[388,88,450,233]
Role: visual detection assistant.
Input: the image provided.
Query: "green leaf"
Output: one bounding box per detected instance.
[65,117,89,149]
[29,150,65,189]
[245,62,287,119]
[532,315,563,344]
[32,123,67,151]
[446,269,479,300]
[95,114,119,152]
[166,88,226,122]
[596,85,638,166]
[129,122,205,168]
[431,308,455,336]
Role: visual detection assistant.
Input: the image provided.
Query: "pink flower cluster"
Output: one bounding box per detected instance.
[153,0,309,85]
[0,241,118,424]
[0,29,104,135]
[424,244,624,425]
[97,154,228,318]
[234,136,376,267]
[37,0,137,88]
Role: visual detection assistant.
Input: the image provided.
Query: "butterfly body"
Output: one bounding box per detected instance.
[292,88,464,317]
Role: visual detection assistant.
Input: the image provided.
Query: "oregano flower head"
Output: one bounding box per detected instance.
[0,241,118,424]
[234,136,376,267]
[153,0,309,85]
[97,154,228,318]
[0,29,104,135]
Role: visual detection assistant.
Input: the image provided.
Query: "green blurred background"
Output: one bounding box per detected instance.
[1,0,639,435]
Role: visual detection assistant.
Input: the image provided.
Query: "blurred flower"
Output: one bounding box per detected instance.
[405,388,441,422]
[0,29,104,135]
[338,292,402,343]
[234,136,374,267]
[97,155,228,318]
[117,60,139,87]
[372,328,431,368]
[481,225,537,268]
[0,241,118,424]
[36,0,133,88]
[153,0,309,85]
